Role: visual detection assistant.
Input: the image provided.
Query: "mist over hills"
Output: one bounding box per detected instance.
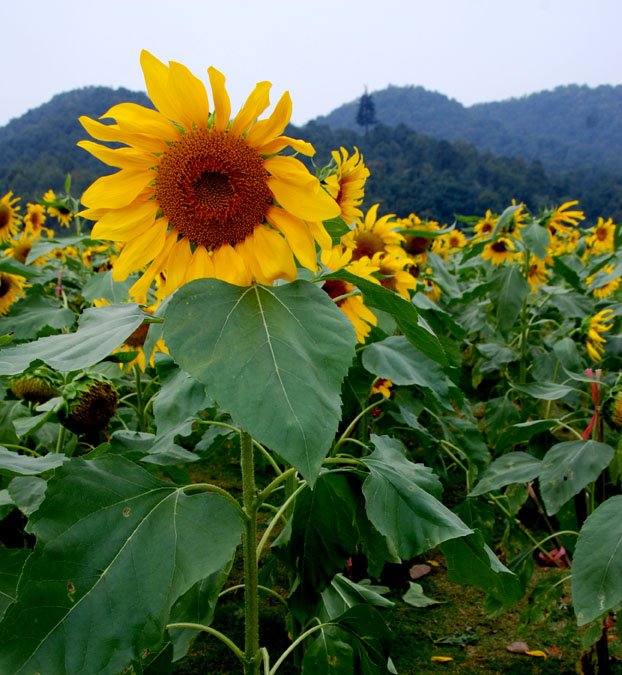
[0,83,621,223]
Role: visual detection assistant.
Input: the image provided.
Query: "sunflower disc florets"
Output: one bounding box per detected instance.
[59,375,118,436]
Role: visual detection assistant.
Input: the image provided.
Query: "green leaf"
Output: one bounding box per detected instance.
[7,476,47,516]
[540,440,615,515]
[573,496,622,625]
[476,343,517,373]
[164,279,355,483]
[0,295,75,340]
[489,265,530,334]
[361,435,472,557]
[0,455,244,675]
[521,222,550,260]
[0,258,41,278]
[302,626,354,674]
[317,575,394,621]
[0,303,146,375]
[0,447,69,477]
[511,381,575,400]
[402,582,440,608]
[28,235,93,261]
[323,215,352,243]
[318,270,447,366]
[441,530,522,610]
[362,336,458,411]
[491,204,522,239]
[497,419,557,452]
[0,548,30,619]
[469,452,542,496]
[81,270,134,304]
[553,337,582,372]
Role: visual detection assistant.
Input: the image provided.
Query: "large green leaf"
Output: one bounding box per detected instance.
[573,496,622,625]
[496,419,557,452]
[0,295,75,339]
[520,221,550,260]
[511,381,576,400]
[317,575,394,621]
[0,258,41,278]
[81,270,135,304]
[318,270,447,366]
[362,336,459,411]
[469,452,542,496]
[163,279,355,482]
[0,303,146,375]
[441,530,522,611]
[540,440,615,515]
[0,446,69,476]
[489,264,530,334]
[0,455,244,675]
[361,435,472,557]
[0,548,30,619]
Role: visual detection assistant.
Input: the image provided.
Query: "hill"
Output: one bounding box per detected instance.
[316,84,622,173]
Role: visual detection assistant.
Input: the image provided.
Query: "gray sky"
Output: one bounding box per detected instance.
[2,0,622,129]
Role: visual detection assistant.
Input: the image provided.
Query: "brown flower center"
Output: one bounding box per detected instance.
[352,230,385,260]
[322,279,350,306]
[596,227,608,241]
[0,274,11,298]
[0,206,9,229]
[154,128,273,250]
[404,234,431,256]
[491,241,509,253]
[125,323,149,348]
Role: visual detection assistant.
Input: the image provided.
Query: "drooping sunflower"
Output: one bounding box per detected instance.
[585,308,615,362]
[0,272,27,316]
[587,264,621,300]
[78,50,339,300]
[481,237,516,265]
[340,204,402,261]
[0,192,21,243]
[43,189,73,228]
[322,147,369,226]
[585,217,615,255]
[546,200,584,235]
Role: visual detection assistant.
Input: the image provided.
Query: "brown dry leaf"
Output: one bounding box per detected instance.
[506,641,530,653]
[410,564,432,579]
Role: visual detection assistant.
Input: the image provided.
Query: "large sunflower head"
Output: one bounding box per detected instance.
[0,192,21,243]
[78,51,340,300]
[322,146,369,226]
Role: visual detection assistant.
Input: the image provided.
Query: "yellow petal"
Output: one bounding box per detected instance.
[112,219,167,281]
[430,656,454,663]
[91,200,159,242]
[140,50,186,126]
[268,176,339,221]
[212,244,252,285]
[231,81,271,136]
[208,66,231,132]
[251,226,297,282]
[81,169,154,210]
[245,91,292,147]
[79,116,166,155]
[101,102,178,140]
[165,238,193,292]
[168,61,210,129]
[266,206,316,271]
[525,650,547,659]
[129,230,177,300]
[264,156,317,187]
[188,245,215,281]
[307,220,333,251]
[77,141,156,171]
[254,136,315,157]
[235,237,271,285]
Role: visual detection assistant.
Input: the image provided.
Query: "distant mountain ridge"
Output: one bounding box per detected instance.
[316,83,622,173]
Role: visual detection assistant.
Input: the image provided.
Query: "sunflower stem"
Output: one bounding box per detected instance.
[241,429,260,674]
[134,365,147,432]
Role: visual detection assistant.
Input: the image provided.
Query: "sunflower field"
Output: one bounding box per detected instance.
[0,52,622,675]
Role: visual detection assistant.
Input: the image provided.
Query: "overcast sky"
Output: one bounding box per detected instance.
[2,0,621,129]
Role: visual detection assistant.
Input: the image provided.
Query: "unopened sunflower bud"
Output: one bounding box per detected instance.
[11,375,58,404]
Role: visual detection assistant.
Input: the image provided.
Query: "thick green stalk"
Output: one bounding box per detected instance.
[241,430,260,674]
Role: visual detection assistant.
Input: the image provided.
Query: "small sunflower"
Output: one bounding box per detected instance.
[585,308,615,362]
[587,264,621,300]
[527,257,550,292]
[323,147,369,225]
[0,272,27,316]
[43,189,73,228]
[585,217,615,255]
[371,251,418,300]
[481,237,516,265]
[79,50,339,300]
[546,200,584,235]
[472,210,497,241]
[0,192,21,242]
[371,378,393,398]
[398,213,440,259]
[340,204,402,261]
[4,231,44,265]
[23,203,50,237]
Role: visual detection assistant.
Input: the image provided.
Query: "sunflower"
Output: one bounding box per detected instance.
[340,204,402,261]
[43,189,73,228]
[371,378,393,398]
[527,257,549,292]
[0,272,27,316]
[78,51,339,300]
[473,210,497,241]
[323,147,369,225]
[4,231,44,265]
[547,200,584,235]
[585,217,615,255]
[321,245,379,342]
[481,237,516,265]
[0,192,21,243]
[23,203,50,237]
[94,298,168,371]
[371,251,418,300]
[585,308,615,362]
[398,213,440,259]
[587,264,621,300]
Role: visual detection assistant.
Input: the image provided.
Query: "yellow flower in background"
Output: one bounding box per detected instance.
[586,308,615,362]
[398,213,440,259]
[423,276,442,302]
[43,189,73,228]
[481,237,516,265]
[341,203,402,261]
[587,264,621,300]
[79,50,339,300]
[0,192,21,243]
[547,200,585,235]
[82,244,111,267]
[321,245,379,342]
[371,378,393,398]
[371,251,418,300]
[473,209,497,241]
[527,258,550,292]
[323,147,369,225]
[23,203,50,237]
[0,272,27,316]
[4,231,44,265]
[94,299,168,371]
[585,217,615,255]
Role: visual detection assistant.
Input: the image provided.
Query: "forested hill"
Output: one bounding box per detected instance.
[0,86,621,224]
[316,84,622,173]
